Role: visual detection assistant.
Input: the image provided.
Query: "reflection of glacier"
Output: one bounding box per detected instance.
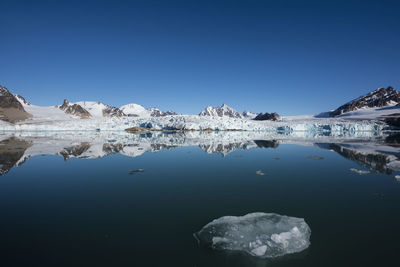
[0,131,399,175]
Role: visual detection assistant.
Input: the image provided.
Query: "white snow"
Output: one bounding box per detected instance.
[23,104,77,121]
[194,212,311,258]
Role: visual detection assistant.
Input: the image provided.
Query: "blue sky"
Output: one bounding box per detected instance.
[1,0,399,115]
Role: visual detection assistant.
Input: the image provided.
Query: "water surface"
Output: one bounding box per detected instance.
[0,131,399,266]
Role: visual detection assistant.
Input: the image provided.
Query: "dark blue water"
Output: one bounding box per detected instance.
[0,138,399,266]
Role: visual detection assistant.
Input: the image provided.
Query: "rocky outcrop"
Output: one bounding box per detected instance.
[199,104,242,118]
[330,86,400,117]
[253,112,280,121]
[149,108,178,117]
[14,94,31,106]
[59,99,92,119]
[0,86,32,122]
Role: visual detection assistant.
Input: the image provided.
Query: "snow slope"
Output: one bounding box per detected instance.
[120,103,151,117]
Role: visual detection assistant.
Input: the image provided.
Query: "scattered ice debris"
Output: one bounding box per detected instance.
[349,168,371,175]
[194,212,311,258]
[128,169,144,175]
[256,170,265,176]
[306,155,324,160]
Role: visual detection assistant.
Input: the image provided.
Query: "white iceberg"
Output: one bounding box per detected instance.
[194,212,311,258]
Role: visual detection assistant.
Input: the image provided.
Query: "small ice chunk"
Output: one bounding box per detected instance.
[349,168,370,175]
[194,212,311,258]
[306,155,324,160]
[395,175,400,181]
[251,245,267,256]
[256,170,265,176]
[388,161,400,171]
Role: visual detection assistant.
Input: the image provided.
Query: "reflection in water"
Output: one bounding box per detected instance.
[0,137,31,175]
[328,144,395,174]
[0,131,399,175]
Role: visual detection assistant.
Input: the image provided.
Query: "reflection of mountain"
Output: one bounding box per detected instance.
[0,137,31,175]
[254,140,279,148]
[200,142,259,157]
[59,142,91,160]
[316,142,400,174]
[1,131,399,175]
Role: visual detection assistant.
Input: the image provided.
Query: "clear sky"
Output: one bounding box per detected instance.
[1,0,399,115]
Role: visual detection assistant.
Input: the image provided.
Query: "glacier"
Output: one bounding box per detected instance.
[194,212,311,258]
[0,113,389,134]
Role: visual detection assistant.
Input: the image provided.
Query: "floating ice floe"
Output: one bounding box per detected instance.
[306,155,324,160]
[194,212,311,258]
[395,175,400,181]
[255,170,265,176]
[349,168,371,175]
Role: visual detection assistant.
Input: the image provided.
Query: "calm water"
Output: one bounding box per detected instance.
[0,132,399,266]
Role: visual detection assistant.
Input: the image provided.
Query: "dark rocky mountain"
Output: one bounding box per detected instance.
[199,104,242,118]
[330,86,400,117]
[253,112,280,121]
[0,86,32,122]
[103,105,125,117]
[59,99,92,119]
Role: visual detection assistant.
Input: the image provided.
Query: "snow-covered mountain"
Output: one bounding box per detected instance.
[74,101,125,118]
[330,86,400,117]
[199,104,243,118]
[120,103,150,117]
[59,100,92,119]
